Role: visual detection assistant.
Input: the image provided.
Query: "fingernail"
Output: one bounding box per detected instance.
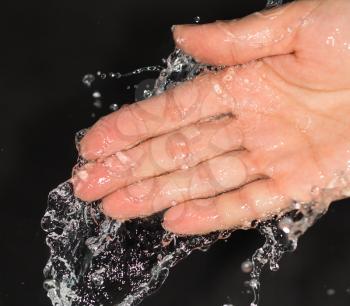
[70,176,77,185]
[70,175,82,193]
[79,135,105,160]
[76,170,89,181]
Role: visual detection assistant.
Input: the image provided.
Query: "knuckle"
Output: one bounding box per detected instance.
[165,132,191,165]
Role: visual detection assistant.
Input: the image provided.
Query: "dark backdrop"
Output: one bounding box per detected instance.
[1,0,350,305]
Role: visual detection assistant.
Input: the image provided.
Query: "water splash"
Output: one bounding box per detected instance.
[243,176,350,306]
[42,181,229,306]
[42,1,344,305]
[246,205,323,305]
[43,48,337,306]
[42,49,221,306]
[83,66,163,86]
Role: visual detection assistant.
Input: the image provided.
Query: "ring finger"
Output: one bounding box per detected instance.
[102,150,264,219]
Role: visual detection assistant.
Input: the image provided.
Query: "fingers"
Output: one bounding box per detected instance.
[173,1,319,66]
[79,73,233,161]
[163,179,289,235]
[73,115,244,202]
[102,150,262,219]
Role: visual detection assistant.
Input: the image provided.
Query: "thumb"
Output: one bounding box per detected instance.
[172,1,318,66]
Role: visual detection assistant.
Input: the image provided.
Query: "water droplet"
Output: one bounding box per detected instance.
[110,72,122,79]
[170,200,177,207]
[92,274,104,286]
[241,260,253,273]
[82,74,95,87]
[92,91,101,98]
[194,16,201,23]
[109,103,119,111]
[180,164,189,170]
[270,262,279,272]
[143,89,153,99]
[249,279,259,289]
[278,217,293,234]
[43,279,56,291]
[326,36,336,47]
[293,202,302,210]
[326,288,336,296]
[218,231,231,240]
[346,288,350,294]
[93,100,102,108]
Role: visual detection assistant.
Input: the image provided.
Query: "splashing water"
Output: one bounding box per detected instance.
[42,46,340,306]
[246,203,325,306]
[42,1,347,305]
[82,65,164,110]
[42,182,232,306]
[42,49,226,306]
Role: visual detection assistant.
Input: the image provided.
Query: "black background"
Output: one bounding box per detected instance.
[1,0,350,305]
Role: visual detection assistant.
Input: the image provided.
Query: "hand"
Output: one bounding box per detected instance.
[72,0,350,235]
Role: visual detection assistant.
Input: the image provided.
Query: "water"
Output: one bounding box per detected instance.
[42,1,344,305]
[42,47,336,306]
[109,104,119,112]
[82,74,96,87]
[241,260,253,274]
[265,0,283,8]
[82,66,164,110]
[326,288,336,296]
[42,49,222,306]
[42,182,229,306]
[246,202,326,306]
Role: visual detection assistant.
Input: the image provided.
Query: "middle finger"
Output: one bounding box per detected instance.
[73,114,243,202]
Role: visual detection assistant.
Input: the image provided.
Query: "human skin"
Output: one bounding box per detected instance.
[72,0,350,235]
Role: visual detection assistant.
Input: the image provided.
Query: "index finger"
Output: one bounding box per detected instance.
[80,73,233,160]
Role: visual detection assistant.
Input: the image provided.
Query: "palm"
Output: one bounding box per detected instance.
[73,0,350,235]
[237,78,350,202]
[239,0,350,199]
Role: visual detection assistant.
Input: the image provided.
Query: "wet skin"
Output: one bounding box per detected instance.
[72,0,350,235]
